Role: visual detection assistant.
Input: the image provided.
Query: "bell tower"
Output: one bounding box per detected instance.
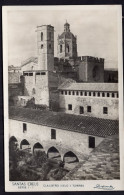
[36,25,54,71]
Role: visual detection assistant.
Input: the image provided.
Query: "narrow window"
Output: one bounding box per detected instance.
[41,44,43,49]
[80,91,83,96]
[107,93,110,97]
[85,92,87,96]
[60,45,62,53]
[65,91,67,95]
[49,44,51,49]
[93,92,95,96]
[80,106,84,114]
[87,106,91,112]
[68,104,72,110]
[61,91,63,95]
[23,123,27,133]
[76,91,79,96]
[51,129,56,139]
[89,136,95,148]
[102,92,105,97]
[103,107,108,114]
[89,92,91,96]
[69,91,71,95]
[112,93,114,98]
[117,93,119,98]
[41,32,43,41]
[72,91,75,95]
[97,92,100,97]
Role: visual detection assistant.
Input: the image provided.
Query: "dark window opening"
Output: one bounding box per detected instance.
[60,45,62,53]
[89,136,95,148]
[72,91,75,95]
[80,106,84,114]
[93,92,95,96]
[29,73,33,76]
[112,93,114,98]
[103,107,108,114]
[117,93,119,98]
[65,91,67,95]
[51,129,56,139]
[41,72,46,75]
[107,93,110,97]
[41,32,43,41]
[87,106,91,112]
[24,73,28,76]
[89,92,91,96]
[23,123,27,133]
[85,92,87,96]
[36,72,40,75]
[102,92,105,97]
[61,91,63,95]
[41,44,43,49]
[80,91,83,96]
[49,44,51,49]
[69,91,71,95]
[68,104,72,110]
[76,91,79,96]
[97,92,100,97]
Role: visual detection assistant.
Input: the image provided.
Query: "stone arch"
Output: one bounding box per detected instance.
[20,139,30,151]
[9,136,18,150]
[47,146,61,160]
[63,151,79,163]
[33,142,44,154]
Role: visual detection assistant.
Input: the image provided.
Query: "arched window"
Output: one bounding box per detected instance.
[41,32,43,41]
[60,45,62,53]
[67,44,69,52]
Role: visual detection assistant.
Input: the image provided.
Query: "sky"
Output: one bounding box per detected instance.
[7,6,119,69]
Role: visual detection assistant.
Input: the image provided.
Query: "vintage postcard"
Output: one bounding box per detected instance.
[3,5,124,191]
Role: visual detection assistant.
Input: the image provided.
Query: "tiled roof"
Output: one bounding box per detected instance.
[64,134,120,180]
[58,82,118,92]
[9,106,118,138]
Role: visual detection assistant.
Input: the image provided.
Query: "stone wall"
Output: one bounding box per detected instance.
[9,119,104,160]
[59,94,119,120]
[8,72,21,84]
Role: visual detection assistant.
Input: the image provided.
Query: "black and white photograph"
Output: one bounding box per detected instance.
[3,5,124,191]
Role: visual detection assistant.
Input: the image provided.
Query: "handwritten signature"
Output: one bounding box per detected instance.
[94,184,114,190]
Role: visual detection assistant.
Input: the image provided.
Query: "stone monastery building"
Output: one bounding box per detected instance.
[9,22,119,163]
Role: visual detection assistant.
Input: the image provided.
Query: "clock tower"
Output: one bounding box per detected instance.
[57,22,77,59]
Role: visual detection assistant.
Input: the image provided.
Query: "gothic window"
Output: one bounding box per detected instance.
[60,45,62,53]
[89,136,95,148]
[51,129,56,139]
[41,32,43,41]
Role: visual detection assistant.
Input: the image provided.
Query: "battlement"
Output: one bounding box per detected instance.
[78,56,104,63]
